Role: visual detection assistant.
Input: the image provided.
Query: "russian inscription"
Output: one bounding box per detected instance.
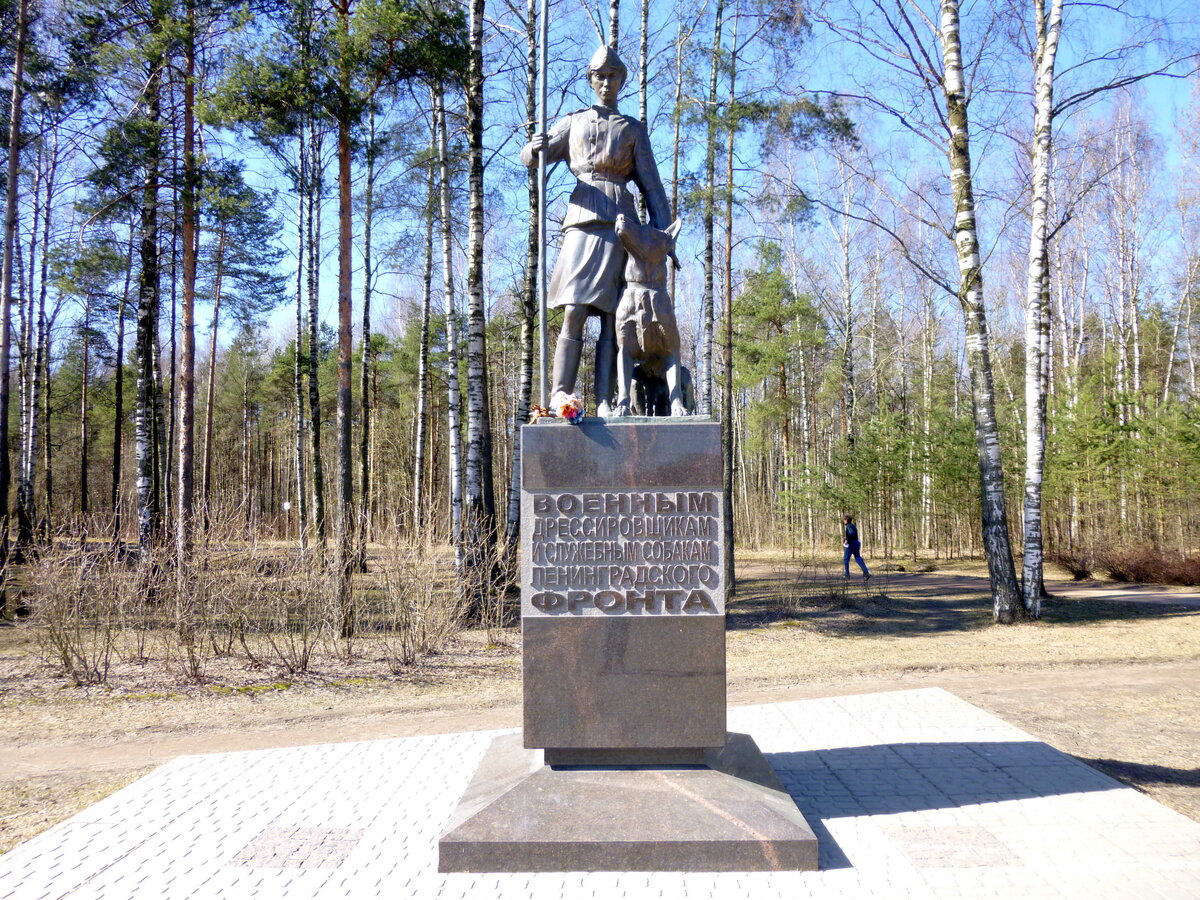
[522,489,724,617]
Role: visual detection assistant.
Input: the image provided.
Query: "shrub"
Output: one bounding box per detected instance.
[1095,547,1200,586]
[29,546,127,685]
[374,542,467,672]
[1048,549,1094,581]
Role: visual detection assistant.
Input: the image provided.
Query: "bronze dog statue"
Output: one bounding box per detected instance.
[612,214,687,417]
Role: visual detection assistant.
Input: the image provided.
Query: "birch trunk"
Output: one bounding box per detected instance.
[200,228,226,524]
[30,142,51,537]
[41,298,52,535]
[608,0,619,46]
[639,0,648,126]
[938,0,1022,622]
[1162,291,1186,406]
[19,111,52,547]
[921,284,934,549]
[1020,0,1062,617]
[242,370,251,528]
[17,144,39,549]
[413,139,434,535]
[464,0,496,574]
[435,86,464,567]
[840,236,854,442]
[112,240,131,534]
[699,0,725,415]
[506,0,540,548]
[135,57,163,553]
[80,301,91,517]
[293,128,310,554]
[722,4,739,591]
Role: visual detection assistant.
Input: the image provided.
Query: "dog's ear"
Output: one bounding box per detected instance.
[666,219,682,242]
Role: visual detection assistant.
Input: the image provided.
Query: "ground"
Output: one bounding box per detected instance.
[1,554,1197,856]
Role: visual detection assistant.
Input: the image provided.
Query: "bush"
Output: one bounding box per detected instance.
[28,546,124,685]
[374,542,467,672]
[1095,547,1200,586]
[1048,549,1094,581]
[24,531,472,686]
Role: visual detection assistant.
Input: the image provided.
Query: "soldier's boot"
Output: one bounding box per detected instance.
[551,336,584,398]
[595,338,617,417]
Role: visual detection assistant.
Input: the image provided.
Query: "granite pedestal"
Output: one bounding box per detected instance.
[439,418,818,872]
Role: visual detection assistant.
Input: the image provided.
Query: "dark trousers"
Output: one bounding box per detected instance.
[844,541,869,576]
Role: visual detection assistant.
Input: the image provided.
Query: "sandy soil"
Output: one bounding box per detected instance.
[2,559,1197,855]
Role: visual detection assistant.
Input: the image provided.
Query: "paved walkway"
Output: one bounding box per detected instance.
[3,688,1198,899]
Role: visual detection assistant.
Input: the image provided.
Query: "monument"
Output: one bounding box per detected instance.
[437,44,817,873]
[438,416,818,872]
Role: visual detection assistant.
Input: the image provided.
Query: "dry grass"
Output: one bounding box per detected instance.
[726,561,1200,689]
[2,549,1198,854]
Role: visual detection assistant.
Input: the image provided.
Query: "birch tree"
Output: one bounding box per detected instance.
[435,85,463,566]
[505,0,539,547]
[810,0,1022,619]
[939,0,1022,621]
[463,0,496,577]
[413,124,436,534]
[1018,0,1062,616]
[699,0,725,415]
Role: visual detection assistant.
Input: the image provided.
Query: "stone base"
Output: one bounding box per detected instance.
[523,616,726,750]
[437,732,819,873]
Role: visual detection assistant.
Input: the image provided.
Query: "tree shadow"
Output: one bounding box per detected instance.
[1076,757,1200,789]
[766,740,1124,870]
[727,570,993,635]
[727,568,1199,637]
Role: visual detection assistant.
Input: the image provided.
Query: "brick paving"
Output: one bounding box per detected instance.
[2,688,1198,899]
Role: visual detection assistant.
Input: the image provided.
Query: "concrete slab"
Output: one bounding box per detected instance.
[3,689,1199,898]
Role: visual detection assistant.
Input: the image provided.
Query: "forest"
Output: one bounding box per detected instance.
[0,0,1197,644]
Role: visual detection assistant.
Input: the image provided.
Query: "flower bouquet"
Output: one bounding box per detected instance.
[550,391,585,424]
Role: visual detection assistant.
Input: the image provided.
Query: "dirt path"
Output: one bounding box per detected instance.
[6,658,1196,815]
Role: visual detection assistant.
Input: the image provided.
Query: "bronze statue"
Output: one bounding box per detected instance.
[613,214,688,416]
[520,45,671,416]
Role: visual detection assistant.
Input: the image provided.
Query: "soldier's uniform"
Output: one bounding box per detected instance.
[521,105,671,314]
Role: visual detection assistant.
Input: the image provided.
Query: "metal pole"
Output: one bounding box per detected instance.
[537,0,549,407]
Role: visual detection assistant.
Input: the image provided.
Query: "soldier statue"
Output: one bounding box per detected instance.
[520,45,672,416]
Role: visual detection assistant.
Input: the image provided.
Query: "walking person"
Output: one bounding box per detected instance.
[843,514,871,580]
